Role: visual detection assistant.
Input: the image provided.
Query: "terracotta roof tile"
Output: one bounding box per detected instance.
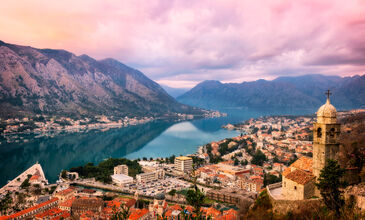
[290,156,313,172]
[59,197,75,208]
[6,197,58,219]
[51,212,71,220]
[128,208,148,220]
[35,207,63,218]
[282,167,292,176]
[285,169,315,185]
[55,188,74,196]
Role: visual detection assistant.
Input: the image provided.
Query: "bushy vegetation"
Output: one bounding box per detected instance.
[0,192,13,215]
[263,173,282,186]
[316,159,346,216]
[70,158,142,183]
[251,149,267,166]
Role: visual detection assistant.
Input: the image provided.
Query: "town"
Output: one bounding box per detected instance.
[0,110,225,144]
[0,113,318,219]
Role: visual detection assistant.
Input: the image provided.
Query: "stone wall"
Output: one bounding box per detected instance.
[282,177,304,200]
[267,183,321,214]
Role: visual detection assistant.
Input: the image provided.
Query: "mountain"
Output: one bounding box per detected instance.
[160,85,189,98]
[0,41,202,118]
[177,74,365,110]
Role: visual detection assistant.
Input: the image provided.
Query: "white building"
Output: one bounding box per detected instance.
[114,164,129,175]
[175,156,193,173]
[111,174,133,186]
[136,169,165,183]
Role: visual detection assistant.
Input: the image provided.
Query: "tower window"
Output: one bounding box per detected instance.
[329,128,335,138]
[294,186,297,190]
[317,128,322,138]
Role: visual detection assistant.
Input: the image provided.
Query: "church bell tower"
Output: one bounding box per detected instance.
[312,90,341,178]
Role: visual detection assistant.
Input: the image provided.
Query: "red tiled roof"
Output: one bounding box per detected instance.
[35,207,63,218]
[290,156,313,172]
[30,174,41,181]
[128,208,148,220]
[6,197,58,219]
[169,204,182,211]
[51,212,71,220]
[59,197,76,208]
[285,169,315,185]
[55,188,74,196]
[202,207,221,217]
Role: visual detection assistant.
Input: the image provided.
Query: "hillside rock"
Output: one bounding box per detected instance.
[0,41,201,118]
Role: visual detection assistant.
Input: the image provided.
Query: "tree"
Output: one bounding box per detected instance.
[185,185,205,219]
[20,178,30,189]
[315,159,346,216]
[273,156,280,163]
[111,204,131,220]
[61,170,67,179]
[168,189,177,196]
[185,167,207,220]
[263,173,281,187]
[251,150,267,166]
[234,158,239,166]
[169,155,176,164]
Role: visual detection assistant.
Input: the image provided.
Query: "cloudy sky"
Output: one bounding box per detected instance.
[1,0,365,88]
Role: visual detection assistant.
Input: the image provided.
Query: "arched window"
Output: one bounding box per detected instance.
[294,186,297,190]
[317,127,322,138]
[329,128,335,138]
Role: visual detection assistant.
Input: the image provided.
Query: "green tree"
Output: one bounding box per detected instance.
[20,178,30,189]
[273,156,280,163]
[168,189,177,196]
[169,155,176,164]
[234,158,239,166]
[185,167,207,220]
[61,170,67,179]
[315,159,346,216]
[263,173,282,187]
[251,150,267,166]
[111,204,131,220]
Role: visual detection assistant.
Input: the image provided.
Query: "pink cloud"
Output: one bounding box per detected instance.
[0,0,364,88]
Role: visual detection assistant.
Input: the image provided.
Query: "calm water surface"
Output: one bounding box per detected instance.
[0,107,315,186]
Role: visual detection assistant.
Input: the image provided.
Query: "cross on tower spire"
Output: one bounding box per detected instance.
[325,89,332,103]
[325,89,331,99]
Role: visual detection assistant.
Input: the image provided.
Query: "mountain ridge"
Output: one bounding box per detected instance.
[177,74,365,110]
[0,41,202,118]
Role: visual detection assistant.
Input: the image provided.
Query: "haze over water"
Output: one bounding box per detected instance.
[0,107,316,187]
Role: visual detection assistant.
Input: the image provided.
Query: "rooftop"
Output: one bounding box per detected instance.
[129,208,148,220]
[285,169,315,185]
[111,174,133,181]
[175,156,192,161]
[290,156,313,173]
[4,197,58,219]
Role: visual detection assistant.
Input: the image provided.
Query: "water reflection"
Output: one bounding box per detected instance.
[0,107,316,186]
[0,120,173,186]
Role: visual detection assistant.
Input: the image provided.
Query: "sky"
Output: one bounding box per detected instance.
[1,0,365,88]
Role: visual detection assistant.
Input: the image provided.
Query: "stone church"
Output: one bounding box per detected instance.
[281,92,340,200]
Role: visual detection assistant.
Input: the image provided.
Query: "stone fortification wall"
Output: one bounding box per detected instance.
[266,183,321,214]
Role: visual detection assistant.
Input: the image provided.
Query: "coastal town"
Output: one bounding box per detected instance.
[0,112,320,219]
[0,110,225,144]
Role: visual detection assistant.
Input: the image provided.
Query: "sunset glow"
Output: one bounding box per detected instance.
[1,0,365,88]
